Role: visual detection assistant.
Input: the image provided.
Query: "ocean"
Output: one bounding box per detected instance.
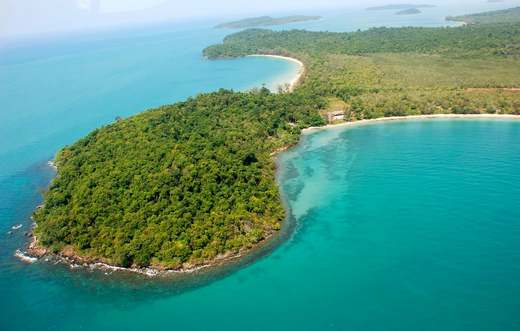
[1,2,519,330]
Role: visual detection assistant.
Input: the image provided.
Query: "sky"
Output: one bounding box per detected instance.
[0,0,514,40]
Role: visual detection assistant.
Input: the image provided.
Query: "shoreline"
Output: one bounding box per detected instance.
[19,113,520,277]
[23,234,251,277]
[23,212,280,277]
[21,113,520,276]
[247,54,305,92]
[303,114,520,134]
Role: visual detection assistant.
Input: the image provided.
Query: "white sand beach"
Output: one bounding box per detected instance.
[303,114,520,134]
[248,54,305,92]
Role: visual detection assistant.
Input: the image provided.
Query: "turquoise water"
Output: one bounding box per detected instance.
[0,23,299,179]
[2,2,520,330]
[5,119,520,331]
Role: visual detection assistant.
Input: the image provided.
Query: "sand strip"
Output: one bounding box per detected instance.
[303,114,520,134]
[248,54,305,92]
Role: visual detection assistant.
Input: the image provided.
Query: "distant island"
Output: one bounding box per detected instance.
[215,15,321,29]
[366,4,435,11]
[447,6,520,25]
[396,8,422,15]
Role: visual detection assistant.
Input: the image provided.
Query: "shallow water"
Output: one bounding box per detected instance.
[1,2,520,330]
[276,119,520,330]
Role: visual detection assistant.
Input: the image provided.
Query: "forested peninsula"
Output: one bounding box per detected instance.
[447,6,520,25]
[32,8,520,271]
[215,15,321,29]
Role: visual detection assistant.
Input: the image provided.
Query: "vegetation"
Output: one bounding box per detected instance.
[447,7,520,25]
[215,15,321,29]
[396,8,422,15]
[366,4,435,11]
[34,89,324,269]
[204,16,520,118]
[35,8,520,270]
[203,24,520,58]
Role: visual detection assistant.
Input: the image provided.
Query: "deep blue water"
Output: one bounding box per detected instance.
[1,2,520,330]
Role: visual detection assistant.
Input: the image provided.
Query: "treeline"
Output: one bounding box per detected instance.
[447,7,520,25]
[348,90,520,119]
[204,16,520,117]
[34,89,325,268]
[204,23,520,59]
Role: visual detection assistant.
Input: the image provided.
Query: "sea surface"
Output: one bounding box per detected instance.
[1,2,520,330]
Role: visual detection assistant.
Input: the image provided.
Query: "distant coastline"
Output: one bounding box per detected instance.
[396,8,422,15]
[367,4,435,11]
[446,7,520,25]
[215,15,321,29]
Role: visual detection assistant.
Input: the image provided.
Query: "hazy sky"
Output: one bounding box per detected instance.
[0,0,514,40]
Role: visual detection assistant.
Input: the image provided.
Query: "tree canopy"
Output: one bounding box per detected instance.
[34,89,324,268]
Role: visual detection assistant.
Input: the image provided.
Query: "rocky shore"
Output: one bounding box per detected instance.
[22,229,277,277]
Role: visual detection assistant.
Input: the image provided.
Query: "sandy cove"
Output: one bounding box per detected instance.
[247,54,305,92]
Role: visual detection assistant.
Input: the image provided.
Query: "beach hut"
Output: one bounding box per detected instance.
[327,111,345,123]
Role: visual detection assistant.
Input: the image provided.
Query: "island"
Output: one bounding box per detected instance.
[366,4,435,11]
[215,15,321,29]
[396,8,422,15]
[30,7,520,273]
